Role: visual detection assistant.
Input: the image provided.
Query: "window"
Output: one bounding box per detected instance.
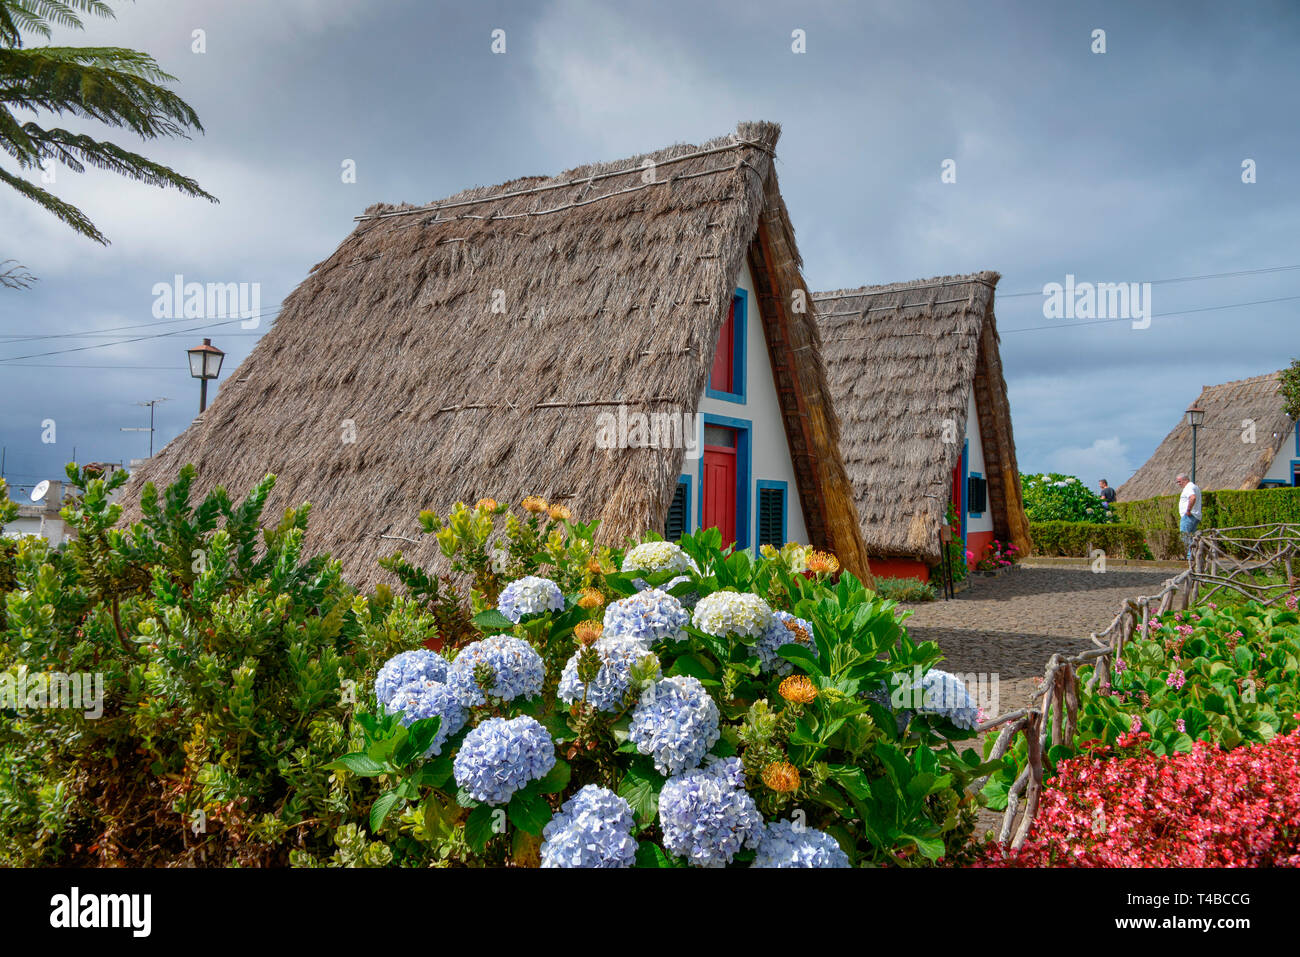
[706,290,747,403]
[967,474,987,516]
[664,480,690,541]
[756,481,787,548]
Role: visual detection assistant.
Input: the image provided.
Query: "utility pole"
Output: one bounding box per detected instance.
[121,397,169,457]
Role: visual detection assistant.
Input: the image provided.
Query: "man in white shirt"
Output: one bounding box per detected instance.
[1174,473,1201,561]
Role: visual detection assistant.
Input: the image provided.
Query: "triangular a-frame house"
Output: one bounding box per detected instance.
[812,273,1031,581]
[122,122,871,588]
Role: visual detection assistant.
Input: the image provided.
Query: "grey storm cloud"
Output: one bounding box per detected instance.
[2,0,1298,501]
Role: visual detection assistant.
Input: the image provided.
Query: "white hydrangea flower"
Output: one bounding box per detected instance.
[621,541,700,576]
[691,591,774,639]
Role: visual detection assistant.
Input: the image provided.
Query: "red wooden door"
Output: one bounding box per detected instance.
[703,430,738,548]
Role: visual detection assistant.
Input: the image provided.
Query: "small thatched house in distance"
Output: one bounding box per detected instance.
[121,122,871,589]
[812,273,1032,582]
[1120,371,1298,499]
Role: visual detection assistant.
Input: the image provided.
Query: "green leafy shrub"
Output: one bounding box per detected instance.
[873,577,937,603]
[1028,521,1153,560]
[318,502,993,868]
[0,465,419,866]
[982,599,1300,812]
[1021,473,1117,524]
[1115,487,1300,559]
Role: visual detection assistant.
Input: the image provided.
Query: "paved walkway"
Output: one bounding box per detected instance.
[900,565,1177,716]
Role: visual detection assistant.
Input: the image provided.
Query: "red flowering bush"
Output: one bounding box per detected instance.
[972,539,1018,573]
[977,726,1300,867]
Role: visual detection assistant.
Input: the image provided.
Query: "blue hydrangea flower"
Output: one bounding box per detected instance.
[603,589,689,649]
[452,715,555,805]
[658,757,763,868]
[382,679,467,756]
[691,591,774,640]
[558,637,659,713]
[374,649,449,708]
[629,674,720,776]
[445,635,545,708]
[909,668,980,730]
[754,610,818,675]
[539,785,638,868]
[752,819,851,868]
[497,575,565,623]
[621,541,700,575]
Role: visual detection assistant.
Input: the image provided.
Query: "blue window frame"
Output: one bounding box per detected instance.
[697,412,752,549]
[706,289,747,405]
[967,470,985,518]
[756,480,788,548]
[666,474,692,538]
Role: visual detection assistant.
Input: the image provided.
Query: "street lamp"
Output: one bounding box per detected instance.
[187,338,225,413]
[1186,404,1206,483]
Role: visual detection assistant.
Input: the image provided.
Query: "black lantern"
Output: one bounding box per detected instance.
[187,338,225,413]
[1186,404,1205,483]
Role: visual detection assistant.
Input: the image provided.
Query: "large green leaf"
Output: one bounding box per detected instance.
[464,804,499,853]
[508,790,553,836]
[325,752,387,776]
[370,790,402,832]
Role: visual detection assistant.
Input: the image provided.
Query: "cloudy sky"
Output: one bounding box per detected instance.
[2,0,1298,502]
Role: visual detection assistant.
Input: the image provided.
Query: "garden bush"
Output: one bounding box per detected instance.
[982,599,1300,814]
[0,465,418,866]
[977,727,1300,867]
[1116,487,1300,559]
[1021,473,1117,524]
[872,577,937,603]
[1028,521,1152,560]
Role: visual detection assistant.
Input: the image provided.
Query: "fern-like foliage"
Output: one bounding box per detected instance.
[0,0,216,245]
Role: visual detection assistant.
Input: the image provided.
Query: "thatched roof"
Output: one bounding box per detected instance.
[811,273,1032,563]
[1119,371,1294,500]
[121,122,871,589]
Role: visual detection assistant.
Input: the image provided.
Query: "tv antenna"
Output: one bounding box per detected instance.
[121,397,169,457]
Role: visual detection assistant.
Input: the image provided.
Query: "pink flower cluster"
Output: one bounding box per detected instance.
[1166,669,1186,690]
[977,724,1300,867]
[1287,594,1298,612]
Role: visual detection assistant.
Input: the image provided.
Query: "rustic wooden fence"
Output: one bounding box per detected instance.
[970,522,1300,850]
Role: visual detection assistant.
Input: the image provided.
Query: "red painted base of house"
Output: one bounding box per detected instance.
[869,557,931,583]
[966,530,994,566]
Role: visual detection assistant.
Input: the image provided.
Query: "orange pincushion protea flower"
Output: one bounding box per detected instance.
[521,495,548,513]
[548,504,572,521]
[574,620,604,646]
[778,675,817,704]
[577,588,605,610]
[762,761,801,794]
[806,550,839,575]
[475,498,499,511]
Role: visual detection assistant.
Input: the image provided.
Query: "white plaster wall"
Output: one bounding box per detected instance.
[1261,422,1298,484]
[696,260,810,547]
[965,391,995,534]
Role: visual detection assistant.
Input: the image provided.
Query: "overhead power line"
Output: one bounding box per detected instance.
[997,263,1300,299]
[1001,293,1300,333]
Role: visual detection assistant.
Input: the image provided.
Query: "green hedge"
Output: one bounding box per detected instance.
[1116,487,1300,558]
[1029,521,1153,560]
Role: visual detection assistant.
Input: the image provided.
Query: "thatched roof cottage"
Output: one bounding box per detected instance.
[1120,370,1297,499]
[812,273,1032,581]
[122,122,872,589]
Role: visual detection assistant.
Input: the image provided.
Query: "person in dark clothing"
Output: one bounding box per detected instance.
[1098,479,1117,508]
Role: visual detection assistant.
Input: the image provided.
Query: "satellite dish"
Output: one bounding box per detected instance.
[30,480,49,503]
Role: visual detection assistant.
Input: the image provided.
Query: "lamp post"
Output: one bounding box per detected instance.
[1186,404,1206,483]
[187,338,225,413]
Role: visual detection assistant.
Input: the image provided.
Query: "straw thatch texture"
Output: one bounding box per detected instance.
[811,273,1032,564]
[1119,371,1294,500]
[120,122,870,589]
